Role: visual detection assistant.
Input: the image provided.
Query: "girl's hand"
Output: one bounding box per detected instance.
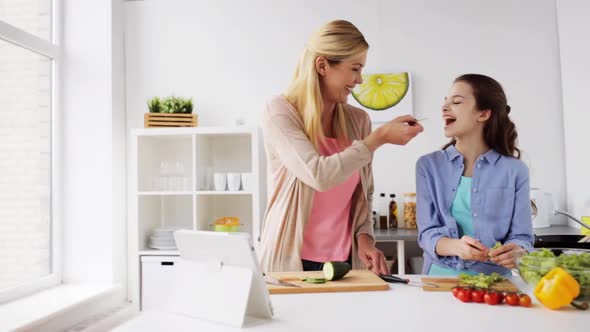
[456,236,489,262]
[357,234,389,275]
[489,242,522,269]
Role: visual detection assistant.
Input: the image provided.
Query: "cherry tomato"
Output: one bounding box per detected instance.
[452,286,462,299]
[484,290,501,305]
[457,288,472,303]
[504,292,519,306]
[518,294,532,307]
[497,291,505,304]
[471,289,485,303]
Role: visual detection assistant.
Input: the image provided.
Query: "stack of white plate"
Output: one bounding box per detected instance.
[148,228,178,250]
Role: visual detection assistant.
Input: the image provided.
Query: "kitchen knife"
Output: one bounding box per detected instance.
[264,275,301,288]
[379,274,439,288]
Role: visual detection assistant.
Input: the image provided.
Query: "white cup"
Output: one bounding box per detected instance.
[213,172,227,191]
[227,173,241,191]
[197,167,214,190]
[241,172,253,191]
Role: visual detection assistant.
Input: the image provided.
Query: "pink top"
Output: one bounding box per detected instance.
[300,137,360,262]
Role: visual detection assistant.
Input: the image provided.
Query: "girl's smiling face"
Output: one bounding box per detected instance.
[442,81,490,138]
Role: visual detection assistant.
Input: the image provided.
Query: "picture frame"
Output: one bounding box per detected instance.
[348,72,413,124]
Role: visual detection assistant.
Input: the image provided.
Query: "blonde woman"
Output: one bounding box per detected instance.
[260,20,423,274]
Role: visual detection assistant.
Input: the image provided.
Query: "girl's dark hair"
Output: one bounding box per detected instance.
[443,74,520,159]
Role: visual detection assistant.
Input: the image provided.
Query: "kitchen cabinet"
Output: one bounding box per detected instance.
[141,256,179,311]
[128,127,262,310]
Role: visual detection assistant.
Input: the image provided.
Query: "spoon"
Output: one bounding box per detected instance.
[407,117,428,126]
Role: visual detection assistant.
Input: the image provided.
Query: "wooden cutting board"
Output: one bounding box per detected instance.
[421,277,519,292]
[266,270,389,294]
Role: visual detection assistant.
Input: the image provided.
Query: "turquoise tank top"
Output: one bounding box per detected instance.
[428,176,477,276]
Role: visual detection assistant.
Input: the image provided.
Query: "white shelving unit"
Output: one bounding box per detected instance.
[127,127,262,309]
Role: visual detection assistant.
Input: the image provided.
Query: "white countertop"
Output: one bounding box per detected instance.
[113,275,588,332]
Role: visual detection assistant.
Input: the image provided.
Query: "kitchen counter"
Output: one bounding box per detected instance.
[534,225,581,235]
[113,275,588,332]
[373,226,583,275]
[374,225,580,242]
[373,225,581,241]
[374,228,418,241]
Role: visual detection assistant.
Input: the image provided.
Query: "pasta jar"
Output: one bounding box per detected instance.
[403,193,417,229]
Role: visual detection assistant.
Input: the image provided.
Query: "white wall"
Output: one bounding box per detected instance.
[125,0,568,223]
[62,0,126,285]
[111,0,128,294]
[556,0,590,227]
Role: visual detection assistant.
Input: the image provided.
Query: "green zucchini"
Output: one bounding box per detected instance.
[322,261,351,281]
[302,277,326,284]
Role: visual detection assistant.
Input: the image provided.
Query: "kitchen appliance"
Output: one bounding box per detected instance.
[530,188,553,228]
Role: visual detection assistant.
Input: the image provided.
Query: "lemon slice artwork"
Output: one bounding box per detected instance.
[352,72,409,111]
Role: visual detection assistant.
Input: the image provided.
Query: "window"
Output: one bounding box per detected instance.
[0,0,52,41]
[0,0,58,303]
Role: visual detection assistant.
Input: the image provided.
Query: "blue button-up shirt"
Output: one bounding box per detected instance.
[416,145,534,275]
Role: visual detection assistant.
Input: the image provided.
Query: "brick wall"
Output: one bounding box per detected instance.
[0,0,52,290]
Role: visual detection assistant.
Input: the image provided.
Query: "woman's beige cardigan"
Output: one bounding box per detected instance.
[259,95,376,272]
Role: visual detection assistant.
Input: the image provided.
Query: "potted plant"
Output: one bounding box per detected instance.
[147,97,163,113]
[144,96,197,127]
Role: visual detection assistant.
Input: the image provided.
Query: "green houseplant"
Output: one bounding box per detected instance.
[147,97,163,113]
[147,96,193,114]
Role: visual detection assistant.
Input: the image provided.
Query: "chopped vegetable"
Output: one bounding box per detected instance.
[323,261,351,281]
[488,242,502,257]
[534,267,580,310]
[459,273,504,289]
[301,277,326,284]
[518,248,590,299]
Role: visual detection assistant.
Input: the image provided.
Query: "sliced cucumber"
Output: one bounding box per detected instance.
[322,261,351,281]
[302,277,327,284]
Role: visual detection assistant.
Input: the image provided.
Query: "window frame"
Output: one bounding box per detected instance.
[0,0,61,304]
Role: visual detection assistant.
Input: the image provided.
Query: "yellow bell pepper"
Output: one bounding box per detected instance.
[534,267,580,310]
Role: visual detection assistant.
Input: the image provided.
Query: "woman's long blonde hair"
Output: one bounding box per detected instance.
[284,20,369,148]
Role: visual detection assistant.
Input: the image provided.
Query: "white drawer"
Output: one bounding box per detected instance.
[141,256,179,311]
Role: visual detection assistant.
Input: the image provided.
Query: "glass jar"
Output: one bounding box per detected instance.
[403,193,417,229]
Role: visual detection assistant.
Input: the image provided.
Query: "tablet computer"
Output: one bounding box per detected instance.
[169,230,273,327]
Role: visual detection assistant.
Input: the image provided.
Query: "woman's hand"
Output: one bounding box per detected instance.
[455,236,489,262]
[363,115,424,152]
[357,234,389,275]
[489,242,522,269]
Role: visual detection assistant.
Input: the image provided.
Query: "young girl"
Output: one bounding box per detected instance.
[416,74,533,276]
